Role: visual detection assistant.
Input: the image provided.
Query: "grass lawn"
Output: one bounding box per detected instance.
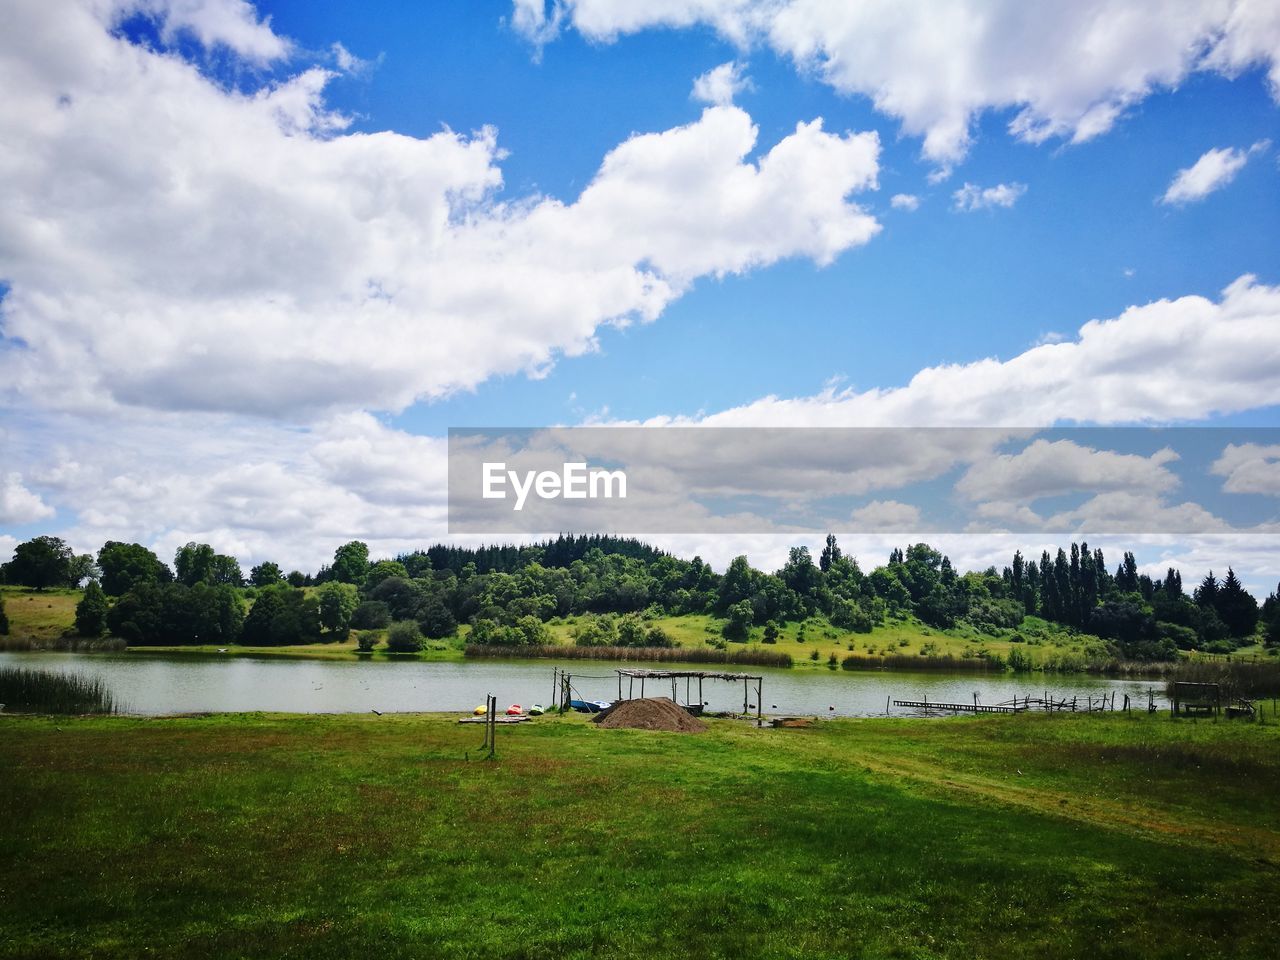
[1,711,1277,958]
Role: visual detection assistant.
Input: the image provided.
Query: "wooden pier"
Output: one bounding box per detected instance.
[892,698,1027,714]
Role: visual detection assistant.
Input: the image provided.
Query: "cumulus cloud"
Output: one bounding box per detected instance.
[1161,140,1269,204]
[955,440,1180,503]
[0,0,881,420]
[692,60,751,105]
[516,1,1280,165]
[0,473,55,524]
[952,181,1025,212]
[890,193,919,211]
[1212,443,1280,495]
[644,276,1280,428]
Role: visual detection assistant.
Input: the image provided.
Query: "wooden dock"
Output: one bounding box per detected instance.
[892,699,1027,714]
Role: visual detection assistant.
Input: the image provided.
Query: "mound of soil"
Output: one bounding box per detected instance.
[592,697,708,733]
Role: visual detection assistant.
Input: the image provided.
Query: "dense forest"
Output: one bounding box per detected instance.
[3,533,1279,662]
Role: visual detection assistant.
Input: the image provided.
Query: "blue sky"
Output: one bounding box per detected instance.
[2,0,1280,585]
[241,0,1280,431]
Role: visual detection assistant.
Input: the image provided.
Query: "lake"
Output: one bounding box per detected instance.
[0,651,1169,717]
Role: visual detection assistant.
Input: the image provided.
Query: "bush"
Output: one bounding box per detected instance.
[762,621,779,644]
[1007,647,1034,672]
[385,620,424,653]
[355,630,380,652]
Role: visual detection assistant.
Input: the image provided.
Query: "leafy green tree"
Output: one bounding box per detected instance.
[0,593,9,635]
[286,570,307,587]
[97,542,171,596]
[330,541,370,585]
[249,562,283,587]
[67,554,98,587]
[4,536,75,590]
[351,600,391,630]
[762,620,780,644]
[74,581,110,637]
[723,600,754,642]
[208,554,243,587]
[418,595,457,639]
[241,584,318,646]
[316,581,359,637]
[174,542,217,586]
[105,582,242,645]
[364,559,409,594]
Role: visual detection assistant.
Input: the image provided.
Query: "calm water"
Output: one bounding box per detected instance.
[0,651,1168,717]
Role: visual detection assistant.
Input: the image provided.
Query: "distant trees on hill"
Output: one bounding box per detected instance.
[1,532,1269,660]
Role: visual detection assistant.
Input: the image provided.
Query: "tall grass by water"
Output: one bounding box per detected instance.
[0,667,117,714]
[464,643,794,668]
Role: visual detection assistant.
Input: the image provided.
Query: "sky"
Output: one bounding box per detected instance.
[1,0,1279,590]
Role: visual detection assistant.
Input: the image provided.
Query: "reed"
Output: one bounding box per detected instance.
[0,667,118,714]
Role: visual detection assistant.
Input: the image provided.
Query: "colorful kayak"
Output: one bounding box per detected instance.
[528,704,545,716]
[473,705,487,716]
[505,704,523,716]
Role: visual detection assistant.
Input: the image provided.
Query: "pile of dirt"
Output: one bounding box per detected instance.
[592,697,708,733]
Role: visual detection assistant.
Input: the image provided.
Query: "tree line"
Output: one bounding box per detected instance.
[2,532,1278,660]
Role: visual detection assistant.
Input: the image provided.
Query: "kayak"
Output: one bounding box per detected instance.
[505,704,523,716]
[473,705,487,716]
[528,704,545,716]
[568,699,613,713]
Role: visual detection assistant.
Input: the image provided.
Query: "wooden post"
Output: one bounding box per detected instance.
[756,679,762,727]
[885,694,890,715]
[743,678,748,715]
[618,673,622,701]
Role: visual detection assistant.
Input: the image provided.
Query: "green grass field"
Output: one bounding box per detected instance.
[2,711,1277,959]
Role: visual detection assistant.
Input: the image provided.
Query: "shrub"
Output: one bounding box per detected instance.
[762,621,779,644]
[385,620,424,653]
[355,630,380,652]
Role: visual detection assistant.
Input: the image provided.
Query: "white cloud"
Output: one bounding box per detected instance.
[1160,140,1269,204]
[0,1,881,420]
[890,193,919,211]
[643,276,1280,428]
[692,60,751,105]
[849,499,922,531]
[0,472,55,524]
[1212,442,1280,494]
[124,0,290,63]
[952,181,1025,212]
[517,1,1280,166]
[955,440,1180,503]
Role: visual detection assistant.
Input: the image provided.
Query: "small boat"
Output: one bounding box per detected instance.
[473,705,487,716]
[567,699,613,713]
[505,704,523,716]
[528,704,545,716]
